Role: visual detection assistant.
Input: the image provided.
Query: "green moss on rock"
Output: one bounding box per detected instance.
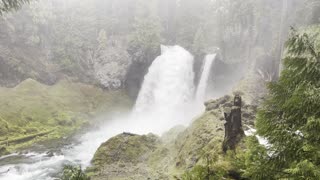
[90,133,161,180]
[0,79,132,155]
[93,133,159,166]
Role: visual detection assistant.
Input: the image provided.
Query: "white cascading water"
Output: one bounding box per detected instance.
[135,45,194,113]
[131,45,196,134]
[0,45,197,180]
[195,54,216,110]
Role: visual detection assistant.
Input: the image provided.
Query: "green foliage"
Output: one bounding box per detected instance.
[192,27,207,56]
[181,150,246,180]
[128,17,162,63]
[61,165,89,180]
[181,151,222,180]
[242,136,274,179]
[182,165,215,180]
[0,0,29,15]
[245,26,320,179]
[298,0,320,24]
[0,0,318,87]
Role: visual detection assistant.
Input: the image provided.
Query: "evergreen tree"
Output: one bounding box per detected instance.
[245,26,320,179]
[97,29,108,50]
[176,0,211,49]
[157,0,177,43]
[127,0,162,63]
[127,17,162,63]
[192,27,207,56]
[0,0,29,15]
[62,165,89,180]
[305,0,320,24]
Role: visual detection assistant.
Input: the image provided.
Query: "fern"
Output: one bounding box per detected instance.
[245,26,320,179]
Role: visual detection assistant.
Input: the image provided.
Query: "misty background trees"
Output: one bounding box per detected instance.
[0,0,318,93]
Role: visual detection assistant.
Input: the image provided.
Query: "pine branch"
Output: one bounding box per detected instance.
[0,0,30,15]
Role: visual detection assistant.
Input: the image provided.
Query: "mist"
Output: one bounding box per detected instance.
[0,0,319,179]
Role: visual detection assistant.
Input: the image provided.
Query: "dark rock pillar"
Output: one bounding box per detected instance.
[222,95,245,152]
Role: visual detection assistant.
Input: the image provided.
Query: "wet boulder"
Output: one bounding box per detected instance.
[90,133,160,180]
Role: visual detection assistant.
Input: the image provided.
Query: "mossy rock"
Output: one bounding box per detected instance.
[90,133,161,180]
[92,133,160,166]
[161,125,186,144]
[0,79,133,154]
[205,95,232,111]
[174,110,225,170]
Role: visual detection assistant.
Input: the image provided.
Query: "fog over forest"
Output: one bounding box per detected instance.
[0,0,319,179]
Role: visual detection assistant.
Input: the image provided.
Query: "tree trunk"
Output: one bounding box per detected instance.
[222,95,245,153]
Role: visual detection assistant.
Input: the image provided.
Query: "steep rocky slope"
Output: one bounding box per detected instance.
[89,95,257,179]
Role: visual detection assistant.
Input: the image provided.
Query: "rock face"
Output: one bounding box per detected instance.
[125,60,152,99]
[93,44,131,90]
[222,95,245,152]
[207,58,246,98]
[90,133,161,180]
[174,110,225,170]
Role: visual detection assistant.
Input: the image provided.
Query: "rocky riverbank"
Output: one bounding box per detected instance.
[89,95,257,179]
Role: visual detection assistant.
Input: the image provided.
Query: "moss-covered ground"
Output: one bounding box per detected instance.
[0,79,132,155]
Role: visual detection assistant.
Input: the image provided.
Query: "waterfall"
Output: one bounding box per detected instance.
[132,45,196,134]
[195,54,216,105]
[134,45,194,113]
